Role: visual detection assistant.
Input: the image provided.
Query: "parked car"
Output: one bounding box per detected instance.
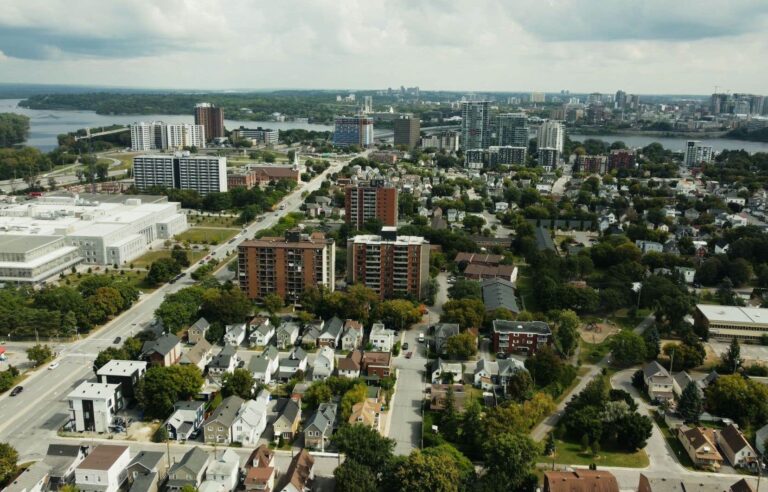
[496,352,508,360]
[402,342,409,350]
[10,386,23,396]
[113,337,121,344]
[405,352,413,359]
[48,362,60,370]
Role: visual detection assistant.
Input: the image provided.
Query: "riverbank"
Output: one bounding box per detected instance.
[570,127,730,139]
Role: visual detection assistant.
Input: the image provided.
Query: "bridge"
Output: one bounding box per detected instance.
[74,126,130,141]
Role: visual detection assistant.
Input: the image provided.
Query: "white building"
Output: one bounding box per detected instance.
[202,449,239,492]
[232,391,270,446]
[683,140,714,167]
[75,445,130,492]
[130,122,206,151]
[369,323,395,352]
[68,381,121,433]
[133,153,227,195]
[312,347,336,381]
[230,127,279,146]
[537,120,565,154]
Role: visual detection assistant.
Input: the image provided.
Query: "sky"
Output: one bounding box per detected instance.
[0,0,767,94]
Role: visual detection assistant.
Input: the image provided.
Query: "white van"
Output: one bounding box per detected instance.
[418,332,425,343]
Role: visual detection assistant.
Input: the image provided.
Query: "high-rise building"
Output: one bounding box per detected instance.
[237,230,336,302]
[420,131,459,152]
[530,92,546,103]
[333,116,374,147]
[683,141,714,167]
[194,103,225,141]
[230,126,279,146]
[130,122,206,151]
[629,95,641,111]
[537,120,565,154]
[133,153,227,195]
[393,116,420,149]
[576,154,608,174]
[607,149,637,171]
[615,90,627,109]
[497,113,529,147]
[347,227,430,300]
[538,148,559,168]
[460,101,490,150]
[345,180,398,230]
[362,96,373,114]
[488,146,527,166]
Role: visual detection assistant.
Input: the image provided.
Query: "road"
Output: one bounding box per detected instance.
[0,158,347,461]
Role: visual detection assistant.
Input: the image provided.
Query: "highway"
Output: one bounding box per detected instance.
[0,157,346,461]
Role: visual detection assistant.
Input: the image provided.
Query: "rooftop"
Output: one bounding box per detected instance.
[696,304,768,325]
[78,445,128,471]
[68,381,119,400]
[97,359,147,377]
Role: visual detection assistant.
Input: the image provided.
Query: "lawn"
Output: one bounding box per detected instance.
[175,227,239,245]
[187,215,243,228]
[579,338,612,365]
[515,273,540,312]
[130,249,206,269]
[542,438,649,468]
[610,309,652,330]
[59,270,157,292]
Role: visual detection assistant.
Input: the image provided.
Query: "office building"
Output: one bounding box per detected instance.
[345,180,398,229]
[460,101,491,150]
[133,153,227,195]
[194,102,225,141]
[683,141,714,167]
[420,131,459,152]
[492,320,552,355]
[607,149,637,171]
[694,304,768,343]
[393,116,420,149]
[488,146,527,166]
[237,230,336,302]
[347,227,430,300]
[615,90,627,109]
[0,194,187,275]
[537,120,565,154]
[333,116,374,148]
[130,122,206,151]
[68,381,121,433]
[230,126,279,146]
[497,113,529,147]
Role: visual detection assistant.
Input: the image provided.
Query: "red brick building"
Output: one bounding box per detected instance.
[228,166,300,189]
[345,180,398,230]
[492,320,552,355]
[607,149,637,171]
[361,351,392,379]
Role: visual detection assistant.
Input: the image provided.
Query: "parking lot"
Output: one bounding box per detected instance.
[708,341,768,366]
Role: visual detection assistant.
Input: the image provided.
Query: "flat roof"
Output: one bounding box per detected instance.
[68,381,119,400]
[696,304,768,325]
[349,234,428,245]
[97,359,147,376]
[0,235,62,253]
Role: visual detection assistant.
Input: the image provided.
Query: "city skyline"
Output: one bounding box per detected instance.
[0,0,766,93]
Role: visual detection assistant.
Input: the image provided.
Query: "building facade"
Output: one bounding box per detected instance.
[393,116,420,149]
[694,304,768,343]
[194,103,225,141]
[131,122,206,151]
[346,227,430,300]
[537,120,565,154]
[133,153,228,195]
[237,231,336,302]
[344,180,398,229]
[460,101,490,150]
[497,113,529,147]
[68,382,121,433]
[333,116,374,148]
[492,320,552,355]
[683,140,714,167]
[230,126,279,146]
[488,146,527,166]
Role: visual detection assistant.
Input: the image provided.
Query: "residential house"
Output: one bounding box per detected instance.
[203,395,245,445]
[369,323,395,352]
[675,267,696,284]
[249,345,280,384]
[428,384,467,411]
[224,323,247,346]
[684,208,700,221]
[717,424,757,469]
[165,400,206,441]
[715,240,730,255]
[349,399,384,434]
[232,390,270,446]
[75,445,130,492]
[179,339,213,371]
[312,347,336,381]
[96,360,147,401]
[243,445,275,492]
[433,323,460,356]
[188,318,210,345]
[125,451,164,492]
[464,264,518,283]
[635,240,664,254]
[431,358,463,384]
[276,321,300,350]
[492,320,552,355]
[202,449,240,492]
[341,320,363,351]
[43,444,90,490]
[481,278,520,313]
[207,345,240,381]
[473,358,526,392]
[642,361,674,402]
[672,371,696,398]
[304,403,337,451]
[337,351,362,378]
[141,333,182,367]
[167,447,210,492]
[278,449,314,492]
[678,425,723,470]
[278,348,308,381]
[361,351,392,379]
[4,461,51,492]
[317,316,344,348]
[67,381,120,433]
[543,470,619,492]
[637,475,755,492]
[273,399,302,442]
[248,317,274,347]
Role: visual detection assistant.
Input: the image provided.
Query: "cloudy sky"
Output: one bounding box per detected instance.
[0,0,766,94]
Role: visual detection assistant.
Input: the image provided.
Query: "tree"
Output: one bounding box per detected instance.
[392,450,460,492]
[677,382,703,423]
[332,424,395,470]
[303,381,333,409]
[179,486,196,492]
[460,399,484,458]
[221,368,255,399]
[146,257,182,286]
[263,293,284,314]
[422,444,475,491]
[333,459,379,492]
[445,332,477,360]
[26,344,53,367]
[525,346,565,387]
[136,365,204,418]
[447,279,482,300]
[610,330,646,366]
[612,413,653,451]
[705,374,768,427]
[440,299,485,330]
[482,433,540,492]
[171,248,191,268]
[340,383,368,422]
[721,337,742,374]
[0,442,18,486]
[200,286,253,325]
[93,347,128,372]
[376,300,422,331]
[505,370,534,401]
[87,287,125,323]
[643,325,661,359]
[663,342,705,371]
[441,384,460,442]
[555,310,580,357]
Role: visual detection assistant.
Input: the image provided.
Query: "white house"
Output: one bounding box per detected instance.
[232,391,270,446]
[68,381,120,433]
[276,321,300,349]
[278,348,308,381]
[203,449,240,492]
[341,320,364,351]
[431,359,463,384]
[369,323,395,352]
[675,267,696,284]
[208,345,240,381]
[312,347,336,381]
[494,201,509,212]
[249,346,279,384]
[717,424,757,469]
[642,361,674,402]
[75,445,130,492]
[223,323,246,346]
[248,317,274,347]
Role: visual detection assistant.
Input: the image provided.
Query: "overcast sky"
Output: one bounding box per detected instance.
[1,0,766,94]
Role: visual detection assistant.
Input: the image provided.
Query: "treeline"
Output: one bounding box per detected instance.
[726,126,768,142]
[0,147,54,183]
[0,113,29,147]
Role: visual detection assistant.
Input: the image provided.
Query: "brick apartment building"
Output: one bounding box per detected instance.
[492,320,552,355]
[238,230,335,302]
[346,227,430,300]
[344,180,398,230]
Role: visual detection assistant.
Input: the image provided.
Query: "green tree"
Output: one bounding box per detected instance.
[460,399,484,458]
[171,248,191,268]
[721,337,742,374]
[263,293,284,314]
[664,342,705,371]
[332,424,395,470]
[705,374,768,427]
[440,299,485,330]
[0,442,18,486]
[179,485,196,492]
[340,383,368,422]
[93,347,128,372]
[147,257,182,286]
[482,433,540,492]
[505,370,534,401]
[610,330,647,366]
[200,286,253,325]
[555,309,580,357]
[612,413,653,451]
[447,279,482,300]
[221,368,255,399]
[524,346,565,387]
[376,300,422,331]
[333,459,379,492]
[445,332,477,360]
[677,382,703,423]
[421,444,475,491]
[26,344,53,367]
[441,384,460,442]
[643,325,661,359]
[303,381,332,410]
[392,450,460,492]
[136,365,204,418]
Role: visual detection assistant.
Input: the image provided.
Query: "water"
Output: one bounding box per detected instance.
[568,133,768,154]
[0,98,334,151]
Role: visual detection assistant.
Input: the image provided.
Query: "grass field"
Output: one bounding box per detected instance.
[579,338,612,365]
[175,227,239,244]
[187,215,242,228]
[130,249,207,269]
[59,270,157,292]
[542,438,649,468]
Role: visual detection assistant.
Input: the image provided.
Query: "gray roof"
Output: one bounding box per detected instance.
[129,472,158,492]
[128,451,164,473]
[643,361,669,380]
[204,396,244,428]
[482,278,520,313]
[305,403,337,435]
[170,446,209,477]
[535,227,555,251]
[209,345,237,369]
[45,444,86,478]
[435,323,460,340]
[4,461,50,492]
[498,358,526,375]
[492,320,551,336]
[191,317,210,332]
[142,333,181,357]
[249,357,269,374]
[278,399,300,424]
[0,234,63,253]
[320,317,344,339]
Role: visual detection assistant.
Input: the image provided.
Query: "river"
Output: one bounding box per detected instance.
[0,98,334,151]
[568,132,768,154]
